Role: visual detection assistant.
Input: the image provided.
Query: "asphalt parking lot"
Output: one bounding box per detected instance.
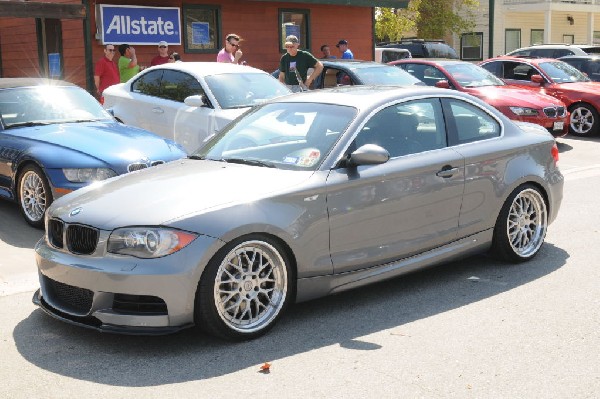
[0,135,599,398]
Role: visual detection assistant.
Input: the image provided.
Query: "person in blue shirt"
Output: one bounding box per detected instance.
[336,39,354,59]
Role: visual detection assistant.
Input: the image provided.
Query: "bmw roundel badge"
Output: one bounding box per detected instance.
[69,207,82,217]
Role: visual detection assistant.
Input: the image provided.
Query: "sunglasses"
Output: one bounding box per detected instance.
[159,45,167,48]
[228,42,240,48]
[285,45,295,49]
[106,49,116,52]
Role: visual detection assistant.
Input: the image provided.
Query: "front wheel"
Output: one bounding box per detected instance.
[491,184,548,263]
[18,164,53,228]
[569,103,598,136]
[195,235,293,340]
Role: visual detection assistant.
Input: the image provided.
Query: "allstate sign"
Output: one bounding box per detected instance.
[100,5,181,45]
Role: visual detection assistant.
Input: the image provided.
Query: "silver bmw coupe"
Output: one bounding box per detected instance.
[33,86,563,340]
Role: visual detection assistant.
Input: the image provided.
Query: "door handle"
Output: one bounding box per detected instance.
[436,165,459,178]
[152,107,164,114]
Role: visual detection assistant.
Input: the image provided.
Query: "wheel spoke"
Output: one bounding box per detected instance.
[213,240,288,333]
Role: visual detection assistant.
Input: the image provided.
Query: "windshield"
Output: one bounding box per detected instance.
[193,102,357,171]
[205,73,291,109]
[0,85,112,128]
[540,61,590,83]
[444,63,505,87]
[354,66,424,85]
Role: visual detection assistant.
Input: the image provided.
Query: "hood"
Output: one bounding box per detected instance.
[465,86,563,108]
[50,159,312,229]
[11,121,185,167]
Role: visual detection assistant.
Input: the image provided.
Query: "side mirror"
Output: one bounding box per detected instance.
[346,144,390,167]
[531,74,544,84]
[435,80,451,89]
[184,94,212,108]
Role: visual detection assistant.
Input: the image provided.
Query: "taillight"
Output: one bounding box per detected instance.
[551,142,559,165]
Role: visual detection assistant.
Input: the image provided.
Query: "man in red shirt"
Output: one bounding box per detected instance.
[150,41,170,66]
[94,44,119,102]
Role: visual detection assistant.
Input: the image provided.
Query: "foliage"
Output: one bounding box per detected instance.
[374,1,421,44]
[375,0,479,43]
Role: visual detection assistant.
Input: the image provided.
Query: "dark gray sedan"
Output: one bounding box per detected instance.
[33,86,563,341]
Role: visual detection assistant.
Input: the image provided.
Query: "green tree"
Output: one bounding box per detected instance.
[374,1,421,44]
[416,0,479,39]
[375,0,479,43]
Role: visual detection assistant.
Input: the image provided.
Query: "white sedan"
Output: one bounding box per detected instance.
[103,62,291,153]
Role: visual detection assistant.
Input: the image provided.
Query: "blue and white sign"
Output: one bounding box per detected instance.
[100,5,181,45]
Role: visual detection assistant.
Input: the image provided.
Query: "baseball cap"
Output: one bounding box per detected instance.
[336,39,348,47]
[285,35,299,45]
[158,40,168,47]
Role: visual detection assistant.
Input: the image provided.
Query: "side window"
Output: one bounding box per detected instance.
[322,68,353,88]
[159,70,204,102]
[353,99,447,158]
[132,70,163,97]
[480,61,501,77]
[512,63,537,81]
[445,99,500,144]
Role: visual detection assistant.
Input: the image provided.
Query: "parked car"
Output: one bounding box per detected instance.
[480,56,600,136]
[379,39,458,59]
[506,43,600,58]
[313,59,423,89]
[390,59,568,137]
[0,78,186,227]
[34,86,563,340]
[558,55,600,81]
[375,47,411,63]
[103,62,291,153]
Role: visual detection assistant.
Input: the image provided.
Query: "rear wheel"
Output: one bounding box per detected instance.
[491,184,548,263]
[569,103,598,136]
[195,235,292,340]
[18,164,53,228]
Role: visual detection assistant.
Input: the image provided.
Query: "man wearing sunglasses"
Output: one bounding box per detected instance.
[94,44,119,102]
[217,33,244,64]
[151,41,170,66]
[278,35,323,92]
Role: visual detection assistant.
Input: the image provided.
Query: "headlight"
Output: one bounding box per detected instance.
[107,227,198,258]
[63,168,117,182]
[509,107,539,116]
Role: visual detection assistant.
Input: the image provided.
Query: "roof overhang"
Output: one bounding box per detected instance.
[0,1,86,19]
[248,0,409,7]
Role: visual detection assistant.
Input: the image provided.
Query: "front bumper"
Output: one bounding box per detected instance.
[33,232,223,335]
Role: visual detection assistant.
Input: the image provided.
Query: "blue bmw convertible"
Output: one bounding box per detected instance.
[0,78,186,227]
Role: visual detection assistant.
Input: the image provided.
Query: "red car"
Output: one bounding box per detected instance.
[480,56,600,136]
[390,59,568,137]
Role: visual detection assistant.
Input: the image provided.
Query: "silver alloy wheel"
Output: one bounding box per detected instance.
[213,240,288,333]
[570,106,595,135]
[19,170,47,223]
[506,188,547,258]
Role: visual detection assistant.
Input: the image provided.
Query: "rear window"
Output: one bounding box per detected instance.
[581,46,600,54]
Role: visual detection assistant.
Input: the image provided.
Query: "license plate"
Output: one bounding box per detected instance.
[553,121,564,131]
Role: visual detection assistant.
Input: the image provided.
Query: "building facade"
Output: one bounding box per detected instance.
[451,0,600,61]
[0,0,408,92]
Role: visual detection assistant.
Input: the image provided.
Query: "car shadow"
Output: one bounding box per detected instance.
[13,243,568,386]
[555,140,572,153]
[0,201,43,248]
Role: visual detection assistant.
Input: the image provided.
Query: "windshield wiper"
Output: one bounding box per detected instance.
[4,121,51,129]
[222,158,275,168]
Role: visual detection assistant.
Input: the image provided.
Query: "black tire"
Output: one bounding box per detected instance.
[195,235,293,341]
[491,184,548,263]
[569,103,599,136]
[17,164,53,228]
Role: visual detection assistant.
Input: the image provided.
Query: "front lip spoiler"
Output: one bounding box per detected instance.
[32,289,193,336]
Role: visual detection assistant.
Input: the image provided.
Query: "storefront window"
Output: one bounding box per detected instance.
[279,9,310,51]
[183,5,221,53]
